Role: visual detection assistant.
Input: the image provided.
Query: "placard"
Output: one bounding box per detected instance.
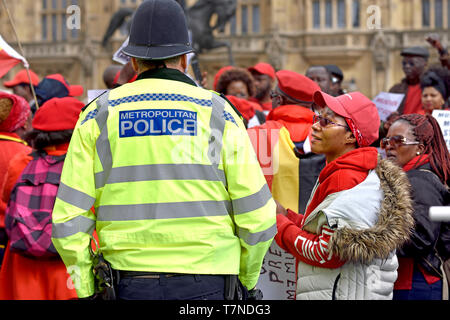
[257,241,297,300]
[113,37,131,65]
[373,92,405,121]
[87,90,108,104]
[432,109,450,152]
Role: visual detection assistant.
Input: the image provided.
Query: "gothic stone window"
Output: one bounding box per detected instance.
[422,0,450,28]
[312,0,360,29]
[229,0,261,35]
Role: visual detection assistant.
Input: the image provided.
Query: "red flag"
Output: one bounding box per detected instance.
[0,35,28,78]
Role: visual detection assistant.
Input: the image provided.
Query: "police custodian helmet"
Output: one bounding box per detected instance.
[123,0,193,60]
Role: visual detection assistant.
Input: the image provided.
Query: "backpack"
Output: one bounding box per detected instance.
[5,151,66,259]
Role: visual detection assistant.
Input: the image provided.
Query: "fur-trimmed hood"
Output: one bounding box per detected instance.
[328,157,415,264]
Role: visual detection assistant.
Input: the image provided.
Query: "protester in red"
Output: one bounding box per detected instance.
[215,67,258,102]
[248,62,276,113]
[0,96,83,300]
[275,91,414,300]
[389,47,429,115]
[34,73,84,106]
[383,114,450,300]
[263,70,319,149]
[3,69,40,112]
[0,93,31,264]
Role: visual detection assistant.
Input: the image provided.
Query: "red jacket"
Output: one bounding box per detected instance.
[275,148,379,269]
[0,133,31,228]
[265,105,314,143]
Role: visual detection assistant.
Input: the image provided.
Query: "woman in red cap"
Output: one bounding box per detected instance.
[275,91,415,300]
[0,93,31,265]
[382,114,450,300]
[0,97,83,300]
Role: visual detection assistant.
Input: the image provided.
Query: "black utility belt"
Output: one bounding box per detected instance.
[117,271,226,279]
[118,271,187,279]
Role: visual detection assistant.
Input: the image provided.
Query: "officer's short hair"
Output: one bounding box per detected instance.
[136,55,182,70]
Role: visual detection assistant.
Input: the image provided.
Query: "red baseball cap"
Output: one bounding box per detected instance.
[248,63,276,80]
[32,97,84,132]
[45,74,84,97]
[313,91,380,146]
[3,69,40,87]
[276,70,321,103]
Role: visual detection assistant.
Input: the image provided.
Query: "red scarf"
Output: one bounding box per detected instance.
[402,154,430,172]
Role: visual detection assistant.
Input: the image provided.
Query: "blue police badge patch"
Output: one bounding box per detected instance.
[119,109,197,138]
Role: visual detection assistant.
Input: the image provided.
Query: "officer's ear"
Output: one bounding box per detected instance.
[180,54,188,71]
[131,57,139,73]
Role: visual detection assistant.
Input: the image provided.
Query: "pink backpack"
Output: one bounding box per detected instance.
[5,152,65,259]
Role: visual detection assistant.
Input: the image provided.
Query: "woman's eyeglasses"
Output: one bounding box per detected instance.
[380,135,420,149]
[313,114,348,129]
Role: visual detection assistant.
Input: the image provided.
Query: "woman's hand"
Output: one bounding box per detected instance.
[275,200,288,216]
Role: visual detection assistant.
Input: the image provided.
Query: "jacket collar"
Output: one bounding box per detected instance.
[267,105,314,122]
[136,67,197,87]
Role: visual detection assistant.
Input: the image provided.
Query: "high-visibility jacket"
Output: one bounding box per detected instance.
[51,68,276,298]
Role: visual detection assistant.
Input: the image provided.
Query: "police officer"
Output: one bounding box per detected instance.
[51,0,276,300]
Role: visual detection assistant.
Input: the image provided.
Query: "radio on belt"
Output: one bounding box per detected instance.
[119,109,197,137]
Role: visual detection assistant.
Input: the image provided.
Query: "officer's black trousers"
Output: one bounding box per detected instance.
[117,274,226,300]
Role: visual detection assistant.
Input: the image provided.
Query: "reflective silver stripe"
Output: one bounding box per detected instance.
[57,182,96,211]
[208,94,226,167]
[237,223,277,246]
[96,200,233,221]
[95,92,113,189]
[95,164,226,187]
[52,216,96,238]
[232,184,272,215]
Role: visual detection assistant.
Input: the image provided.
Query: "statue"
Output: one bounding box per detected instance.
[102,0,236,65]
[186,0,236,65]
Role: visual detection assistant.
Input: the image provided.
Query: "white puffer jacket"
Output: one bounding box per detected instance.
[296,159,414,300]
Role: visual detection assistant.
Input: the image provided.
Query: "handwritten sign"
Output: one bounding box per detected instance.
[432,109,450,152]
[373,92,405,121]
[113,37,131,65]
[257,241,297,300]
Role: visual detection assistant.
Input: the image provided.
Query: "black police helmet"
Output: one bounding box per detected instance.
[123,0,193,60]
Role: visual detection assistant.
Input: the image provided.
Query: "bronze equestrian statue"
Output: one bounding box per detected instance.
[102,0,236,65]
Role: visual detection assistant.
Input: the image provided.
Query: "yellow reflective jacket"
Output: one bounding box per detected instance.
[51,68,276,298]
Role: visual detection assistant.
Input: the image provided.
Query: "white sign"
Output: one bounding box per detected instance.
[113,37,131,65]
[373,92,405,121]
[432,109,450,152]
[87,90,108,104]
[257,241,297,300]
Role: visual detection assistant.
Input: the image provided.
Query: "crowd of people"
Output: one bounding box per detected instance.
[0,0,449,301]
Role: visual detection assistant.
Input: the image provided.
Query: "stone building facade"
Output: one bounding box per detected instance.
[0,0,449,101]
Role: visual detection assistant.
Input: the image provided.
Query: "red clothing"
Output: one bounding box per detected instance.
[275,148,379,269]
[266,105,314,143]
[394,155,441,290]
[226,96,261,121]
[0,133,31,229]
[402,84,423,115]
[249,97,272,112]
[0,144,78,300]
